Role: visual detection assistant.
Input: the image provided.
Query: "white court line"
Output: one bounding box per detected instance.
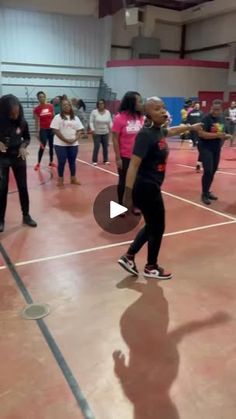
[0,220,235,271]
[162,191,236,221]
[78,158,119,177]
[77,159,236,221]
[177,163,236,177]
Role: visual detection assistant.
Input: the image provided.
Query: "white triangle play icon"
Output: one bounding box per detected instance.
[110,201,128,219]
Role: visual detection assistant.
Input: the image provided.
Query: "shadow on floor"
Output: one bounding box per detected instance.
[114,277,230,419]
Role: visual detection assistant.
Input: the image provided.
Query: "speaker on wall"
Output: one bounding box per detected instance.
[125,7,144,26]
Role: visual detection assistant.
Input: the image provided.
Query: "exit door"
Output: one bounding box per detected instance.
[198,91,224,112]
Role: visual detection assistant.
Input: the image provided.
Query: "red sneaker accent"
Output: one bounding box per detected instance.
[34,163,40,171]
[49,162,57,168]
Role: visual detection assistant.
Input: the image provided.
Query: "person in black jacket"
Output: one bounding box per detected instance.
[198,99,232,205]
[187,101,204,172]
[0,95,37,233]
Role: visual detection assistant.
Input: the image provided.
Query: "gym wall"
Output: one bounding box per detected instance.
[0,8,112,100]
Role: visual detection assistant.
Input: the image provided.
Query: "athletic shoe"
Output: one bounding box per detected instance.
[49,162,57,168]
[143,265,172,280]
[92,162,98,166]
[201,194,211,205]
[118,255,139,276]
[34,163,40,171]
[208,192,218,201]
[0,221,4,233]
[104,161,110,165]
[23,215,37,228]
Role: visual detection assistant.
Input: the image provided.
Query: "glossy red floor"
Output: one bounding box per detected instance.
[1,138,236,419]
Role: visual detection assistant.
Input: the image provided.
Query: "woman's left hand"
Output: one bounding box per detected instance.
[18,147,29,160]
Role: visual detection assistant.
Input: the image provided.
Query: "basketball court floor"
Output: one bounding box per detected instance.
[1,138,236,419]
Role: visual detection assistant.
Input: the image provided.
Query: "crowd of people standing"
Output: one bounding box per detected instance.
[0,91,233,249]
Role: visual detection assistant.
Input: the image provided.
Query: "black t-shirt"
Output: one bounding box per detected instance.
[0,120,30,154]
[200,113,226,148]
[187,110,203,125]
[133,126,169,186]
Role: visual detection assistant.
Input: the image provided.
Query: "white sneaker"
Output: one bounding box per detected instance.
[118,255,139,276]
[143,265,172,280]
[104,161,110,165]
[92,162,98,166]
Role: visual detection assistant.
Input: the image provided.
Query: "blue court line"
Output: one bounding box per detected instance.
[0,242,95,419]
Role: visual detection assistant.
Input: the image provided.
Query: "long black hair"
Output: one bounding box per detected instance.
[78,99,86,112]
[0,95,25,134]
[119,91,141,116]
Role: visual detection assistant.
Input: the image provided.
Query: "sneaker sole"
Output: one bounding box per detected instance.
[118,259,139,277]
[143,272,173,280]
[23,222,37,228]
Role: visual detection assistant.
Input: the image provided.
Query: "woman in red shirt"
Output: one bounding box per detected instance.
[33,91,55,171]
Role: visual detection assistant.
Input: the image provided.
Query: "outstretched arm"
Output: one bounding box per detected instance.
[167,123,202,137]
[169,311,230,344]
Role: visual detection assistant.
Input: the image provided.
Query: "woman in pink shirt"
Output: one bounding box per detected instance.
[112,91,144,210]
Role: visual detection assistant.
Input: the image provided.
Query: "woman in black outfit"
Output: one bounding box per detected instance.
[198,100,231,205]
[187,101,203,172]
[118,97,202,279]
[0,95,37,233]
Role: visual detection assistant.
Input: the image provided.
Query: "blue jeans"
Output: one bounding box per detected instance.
[54,145,78,177]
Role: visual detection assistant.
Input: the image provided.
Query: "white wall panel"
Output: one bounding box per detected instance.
[1,84,98,100]
[186,13,236,50]
[104,66,228,99]
[0,8,111,68]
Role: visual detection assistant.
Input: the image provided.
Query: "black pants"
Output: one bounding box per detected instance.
[190,131,199,147]
[118,157,130,205]
[228,121,236,146]
[197,142,201,163]
[38,128,54,164]
[199,143,221,195]
[92,134,109,163]
[128,180,165,266]
[0,154,29,221]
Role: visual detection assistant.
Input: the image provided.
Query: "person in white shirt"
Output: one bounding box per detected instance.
[89,99,112,165]
[224,101,236,146]
[50,100,84,187]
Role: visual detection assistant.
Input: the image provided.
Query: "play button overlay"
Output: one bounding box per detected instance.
[93,185,141,235]
[110,201,128,219]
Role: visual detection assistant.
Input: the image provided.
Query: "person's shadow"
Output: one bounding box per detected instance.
[113,277,230,419]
